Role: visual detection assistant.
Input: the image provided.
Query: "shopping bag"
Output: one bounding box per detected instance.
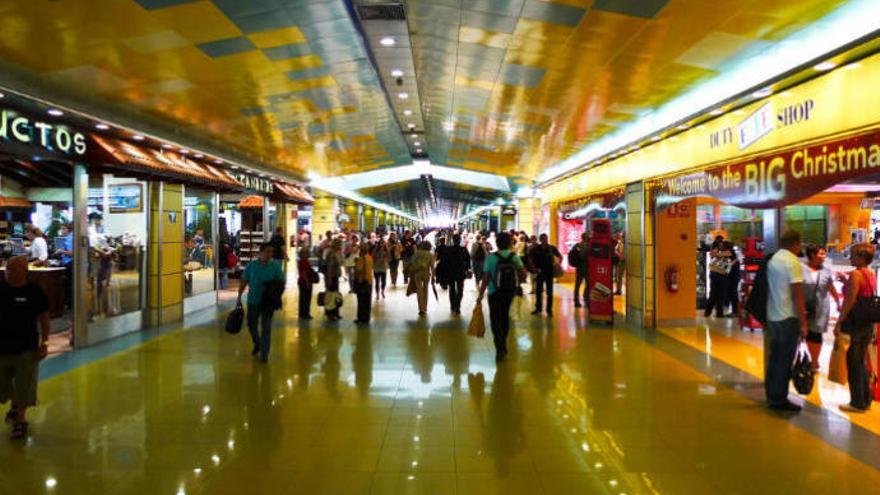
[225,304,244,334]
[791,343,814,395]
[468,304,486,338]
[406,278,417,296]
[828,334,850,385]
[552,262,564,279]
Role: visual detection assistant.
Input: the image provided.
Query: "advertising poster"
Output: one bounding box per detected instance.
[558,217,585,271]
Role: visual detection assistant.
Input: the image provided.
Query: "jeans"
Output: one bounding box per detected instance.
[356,281,372,322]
[298,283,312,317]
[247,304,274,361]
[218,268,229,290]
[764,318,799,406]
[489,291,514,356]
[704,273,728,317]
[374,271,387,296]
[846,327,874,410]
[535,273,554,313]
[448,278,464,312]
[573,268,588,305]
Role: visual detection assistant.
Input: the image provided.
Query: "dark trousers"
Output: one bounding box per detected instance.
[704,273,728,317]
[535,273,554,313]
[846,328,874,410]
[448,278,464,312]
[573,268,588,305]
[764,318,799,406]
[247,304,274,361]
[298,283,312,317]
[374,271,387,295]
[726,272,741,313]
[489,291,514,356]
[356,281,372,322]
[325,277,340,319]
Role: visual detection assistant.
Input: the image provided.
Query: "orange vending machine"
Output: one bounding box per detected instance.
[588,219,614,324]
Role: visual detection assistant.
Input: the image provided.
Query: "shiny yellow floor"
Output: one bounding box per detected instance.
[2,284,879,495]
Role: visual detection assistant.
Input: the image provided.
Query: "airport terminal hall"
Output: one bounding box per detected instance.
[2,0,880,494]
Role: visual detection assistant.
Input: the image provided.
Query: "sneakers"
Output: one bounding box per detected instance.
[769,401,802,412]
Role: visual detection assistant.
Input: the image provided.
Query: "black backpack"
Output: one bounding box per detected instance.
[494,253,518,293]
[745,251,776,324]
[567,245,581,267]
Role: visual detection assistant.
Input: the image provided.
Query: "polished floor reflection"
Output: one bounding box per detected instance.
[1,282,878,495]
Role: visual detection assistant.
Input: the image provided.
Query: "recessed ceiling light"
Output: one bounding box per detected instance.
[407,123,416,129]
[813,61,837,71]
[162,143,173,149]
[95,123,110,130]
[214,159,223,164]
[403,109,413,116]
[843,62,862,71]
[753,87,773,98]
[179,149,189,154]
[48,109,64,116]
[390,69,404,77]
[651,135,662,141]
[677,124,689,130]
[380,37,395,46]
[416,148,423,153]
[709,109,724,116]
[194,153,203,158]
[132,134,145,141]
[413,141,421,146]
[397,92,409,99]
[411,133,418,138]
[0,93,5,99]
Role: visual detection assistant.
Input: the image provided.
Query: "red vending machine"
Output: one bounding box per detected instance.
[588,219,614,324]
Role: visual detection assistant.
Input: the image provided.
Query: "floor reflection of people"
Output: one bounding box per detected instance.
[406,320,434,384]
[245,363,281,466]
[318,327,342,398]
[295,326,317,391]
[352,328,373,396]
[88,212,113,318]
[528,323,558,396]
[483,362,524,476]
[434,320,469,390]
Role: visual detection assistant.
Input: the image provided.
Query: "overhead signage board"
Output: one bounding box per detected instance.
[232,173,274,194]
[0,109,87,155]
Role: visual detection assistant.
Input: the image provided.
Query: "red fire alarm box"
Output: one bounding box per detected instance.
[588,219,613,324]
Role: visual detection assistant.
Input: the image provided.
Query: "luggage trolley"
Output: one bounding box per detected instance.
[738,237,765,332]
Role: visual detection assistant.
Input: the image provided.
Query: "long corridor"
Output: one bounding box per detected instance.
[2,283,878,495]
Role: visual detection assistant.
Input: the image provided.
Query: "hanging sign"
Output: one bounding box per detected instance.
[0,109,87,155]
[232,173,274,194]
[655,127,880,209]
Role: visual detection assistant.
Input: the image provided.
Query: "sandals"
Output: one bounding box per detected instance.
[10,421,28,440]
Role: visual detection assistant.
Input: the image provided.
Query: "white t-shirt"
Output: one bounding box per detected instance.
[29,236,49,262]
[766,249,804,322]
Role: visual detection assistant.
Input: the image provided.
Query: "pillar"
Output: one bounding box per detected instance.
[363,207,376,233]
[377,210,387,231]
[312,195,339,237]
[342,203,358,231]
[146,182,185,327]
[72,164,89,348]
[655,198,697,326]
[625,181,654,328]
[518,198,538,235]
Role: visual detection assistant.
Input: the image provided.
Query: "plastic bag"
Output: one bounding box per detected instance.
[468,304,486,338]
[828,334,850,386]
[791,343,814,395]
[225,304,244,334]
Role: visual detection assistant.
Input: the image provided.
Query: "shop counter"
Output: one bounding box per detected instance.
[0,265,66,317]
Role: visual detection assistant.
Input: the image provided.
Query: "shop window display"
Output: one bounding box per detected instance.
[87,175,146,319]
[184,189,215,297]
[783,205,827,246]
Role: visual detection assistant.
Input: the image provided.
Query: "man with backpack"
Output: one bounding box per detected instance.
[570,232,590,308]
[470,234,489,289]
[476,232,527,363]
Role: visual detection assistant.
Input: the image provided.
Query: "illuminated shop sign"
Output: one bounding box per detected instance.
[0,109,87,155]
[232,173,274,194]
[656,127,880,209]
[710,99,816,151]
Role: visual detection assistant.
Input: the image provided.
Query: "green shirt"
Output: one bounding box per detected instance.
[242,259,285,306]
[483,250,524,295]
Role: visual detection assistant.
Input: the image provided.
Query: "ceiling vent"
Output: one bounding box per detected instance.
[356,3,406,21]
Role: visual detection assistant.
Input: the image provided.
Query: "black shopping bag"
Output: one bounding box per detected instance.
[225,304,244,334]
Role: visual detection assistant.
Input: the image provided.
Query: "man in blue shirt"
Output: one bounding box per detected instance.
[56,224,74,309]
[476,232,527,363]
[237,243,285,362]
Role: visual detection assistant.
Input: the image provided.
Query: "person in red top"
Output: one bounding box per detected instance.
[296,248,318,320]
[834,243,876,413]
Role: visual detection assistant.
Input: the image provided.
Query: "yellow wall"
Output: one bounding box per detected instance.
[343,203,358,231]
[147,182,184,326]
[312,195,338,237]
[655,198,697,325]
[363,207,376,232]
[518,198,538,235]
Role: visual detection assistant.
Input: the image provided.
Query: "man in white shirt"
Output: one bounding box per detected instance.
[765,229,808,412]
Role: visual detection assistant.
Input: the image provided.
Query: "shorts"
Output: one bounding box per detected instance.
[0,352,39,407]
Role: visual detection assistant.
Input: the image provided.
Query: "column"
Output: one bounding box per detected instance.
[72,164,89,348]
[363,206,376,233]
[762,208,781,251]
[343,203,359,231]
[312,194,339,237]
[625,181,654,328]
[377,210,387,232]
[146,182,185,327]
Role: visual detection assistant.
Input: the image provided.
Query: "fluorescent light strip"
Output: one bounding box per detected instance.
[537,0,880,184]
[310,176,419,221]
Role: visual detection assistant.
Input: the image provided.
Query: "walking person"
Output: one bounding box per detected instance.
[0,256,50,439]
[470,234,489,290]
[409,241,435,316]
[526,235,539,294]
[269,226,288,265]
[218,241,236,290]
[529,233,561,317]
[388,233,402,286]
[704,236,733,318]
[401,230,417,285]
[764,230,807,411]
[834,243,876,413]
[237,243,285,363]
[438,234,471,314]
[612,233,625,295]
[354,244,374,324]
[571,232,590,308]
[372,238,390,299]
[324,239,344,321]
[476,232,527,363]
[724,241,741,316]
[297,247,317,320]
[343,234,360,294]
[802,244,840,370]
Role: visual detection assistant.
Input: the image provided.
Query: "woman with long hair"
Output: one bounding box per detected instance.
[834,243,876,412]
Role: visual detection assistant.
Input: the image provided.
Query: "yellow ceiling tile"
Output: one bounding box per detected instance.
[272,54,323,72]
[459,26,512,49]
[455,75,496,92]
[248,26,307,49]
[148,1,241,44]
